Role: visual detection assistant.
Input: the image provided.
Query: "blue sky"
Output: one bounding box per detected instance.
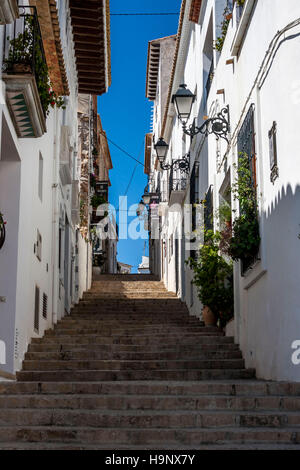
[98,0,182,272]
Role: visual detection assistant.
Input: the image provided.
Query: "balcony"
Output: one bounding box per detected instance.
[169,172,188,206]
[0,0,18,25]
[2,6,49,138]
[95,181,109,202]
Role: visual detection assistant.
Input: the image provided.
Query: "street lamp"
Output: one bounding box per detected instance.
[142,188,151,205]
[154,137,190,174]
[172,84,195,125]
[154,137,169,165]
[172,84,230,142]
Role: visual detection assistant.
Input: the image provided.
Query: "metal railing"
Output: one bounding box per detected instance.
[169,172,188,197]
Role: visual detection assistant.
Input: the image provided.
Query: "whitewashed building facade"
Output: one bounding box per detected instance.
[146,0,300,382]
[0,0,111,377]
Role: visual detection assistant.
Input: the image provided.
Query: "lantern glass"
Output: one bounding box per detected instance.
[172,84,195,124]
[154,137,169,162]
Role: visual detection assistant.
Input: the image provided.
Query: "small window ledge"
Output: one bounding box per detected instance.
[230,0,256,57]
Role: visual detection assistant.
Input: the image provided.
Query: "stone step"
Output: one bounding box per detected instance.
[27,341,238,353]
[30,335,233,346]
[56,315,205,328]
[0,409,299,428]
[1,380,300,396]
[0,442,299,450]
[73,300,188,305]
[24,349,243,361]
[0,426,298,445]
[46,326,220,336]
[0,393,300,411]
[16,368,256,382]
[21,358,246,371]
[70,308,190,315]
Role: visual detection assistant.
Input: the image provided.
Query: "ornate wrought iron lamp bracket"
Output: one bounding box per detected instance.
[160,152,190,174]
[182,107,230,143]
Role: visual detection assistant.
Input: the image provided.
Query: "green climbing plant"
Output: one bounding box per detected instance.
[228,152,260,263]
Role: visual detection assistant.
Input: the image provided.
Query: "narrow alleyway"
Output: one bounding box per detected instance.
[0,275,299,449]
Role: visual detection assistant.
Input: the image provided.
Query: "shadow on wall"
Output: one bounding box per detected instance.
[244,182,300,381]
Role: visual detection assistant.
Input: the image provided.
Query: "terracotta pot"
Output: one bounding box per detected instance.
[225,13,232,20]
[202,305,217,326]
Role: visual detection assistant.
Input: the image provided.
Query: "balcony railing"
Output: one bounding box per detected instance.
[169,172,188,206]
[169,174,188,195]
[2,6,48,137]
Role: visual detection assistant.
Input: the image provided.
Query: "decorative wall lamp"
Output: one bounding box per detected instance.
[154,137,190,173]
[142,187,161,206]
[172,84,230,143]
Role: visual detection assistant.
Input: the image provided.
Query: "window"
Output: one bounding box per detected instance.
[38,152,43,201]
[237,104,256,195]
[237,104,260,274]
[204,185,214,231]
[59,227,62,271]
[190,162,199,259]
[34,286,40,332]
[269,121,279,183]
[36,230,42,261]
[42,293,48,319]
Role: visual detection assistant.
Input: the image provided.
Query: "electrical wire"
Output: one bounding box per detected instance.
[101,133,145,167]
[116,141,145,214]
[111,13,179,16]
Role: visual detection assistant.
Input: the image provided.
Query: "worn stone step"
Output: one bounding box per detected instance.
[0,442,299,450]
[16,368,256,382]
[27,341,238,353]
[30,335,233,347]
[56,319,204,327]
[0,409,299,428]
[1,393,300,411]
[1,380,300,396]
[46,326,220,336]
[0,426,298,445]
[21,358,245,372]
[24,349,243,361]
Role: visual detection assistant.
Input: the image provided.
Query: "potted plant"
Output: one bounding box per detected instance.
[189,230,234,327]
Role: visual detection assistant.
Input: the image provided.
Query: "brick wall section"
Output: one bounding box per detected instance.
[189,0,202,23]
[30,0,69,96]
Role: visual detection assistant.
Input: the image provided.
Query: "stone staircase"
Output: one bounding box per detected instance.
[0,274,299,449]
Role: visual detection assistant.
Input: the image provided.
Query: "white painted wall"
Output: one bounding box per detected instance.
[148,0,300,381]
[0,1,91,375]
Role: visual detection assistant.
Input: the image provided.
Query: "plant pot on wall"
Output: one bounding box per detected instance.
[202,305,217,326]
